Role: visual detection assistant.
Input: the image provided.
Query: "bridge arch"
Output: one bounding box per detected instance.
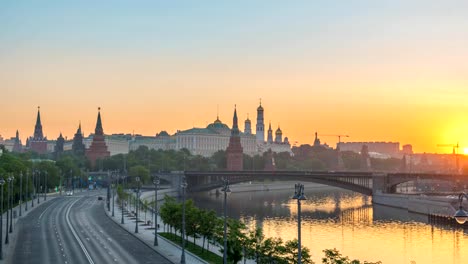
[184,171,373,196]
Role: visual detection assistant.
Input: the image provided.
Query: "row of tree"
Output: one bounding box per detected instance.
[158,195,312,264]
[0,147,89,210]
[155,195,381,264]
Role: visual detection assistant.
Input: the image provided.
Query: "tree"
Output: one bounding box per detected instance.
[322,249,381,264]
[128,165,150,184]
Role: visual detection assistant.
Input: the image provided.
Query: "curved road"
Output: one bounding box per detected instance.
[12,191,172,264]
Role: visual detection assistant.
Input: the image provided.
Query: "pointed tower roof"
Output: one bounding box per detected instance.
[95,107,104,135]
[268,122,272,131]
[77,121,82,134]
[231,105,240,136]
[36,106,42,126]
[33,106,44,139]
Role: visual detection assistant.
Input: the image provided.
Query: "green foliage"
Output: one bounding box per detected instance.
[322,249,381,264]
[129,165,150,184]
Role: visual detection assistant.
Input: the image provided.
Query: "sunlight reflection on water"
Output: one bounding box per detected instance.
[189,183,468,264]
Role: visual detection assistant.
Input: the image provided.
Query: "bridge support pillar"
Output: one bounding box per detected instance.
[372,173,387,194]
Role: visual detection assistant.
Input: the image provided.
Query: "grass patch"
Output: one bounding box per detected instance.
[160,232,222,264]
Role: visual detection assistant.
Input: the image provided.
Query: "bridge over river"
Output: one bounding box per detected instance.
[155,171,468,196]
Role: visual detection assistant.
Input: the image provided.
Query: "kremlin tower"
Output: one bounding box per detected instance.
[86,108,110,169]
[72,122,86,155]
[12,130,22,153]
[29,107,48,154]
[226,106,243,171]
[267,122,273,143]
[256,100,265,143]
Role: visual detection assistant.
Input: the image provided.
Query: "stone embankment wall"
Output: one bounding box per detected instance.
[373,192,462,216]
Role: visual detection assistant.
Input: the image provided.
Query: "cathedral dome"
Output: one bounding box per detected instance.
[207,118,230,130]
[275,127,282,135]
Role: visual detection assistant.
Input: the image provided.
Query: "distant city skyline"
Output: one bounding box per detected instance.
[1,1,468,153]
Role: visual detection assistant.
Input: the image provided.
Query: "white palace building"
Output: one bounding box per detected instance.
[129,102,292,157]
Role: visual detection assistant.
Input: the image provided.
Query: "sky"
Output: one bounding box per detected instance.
[1,0,468,153]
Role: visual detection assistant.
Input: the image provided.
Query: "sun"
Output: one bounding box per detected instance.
[464,148,468,155]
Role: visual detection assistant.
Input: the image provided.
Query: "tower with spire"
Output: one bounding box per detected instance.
[85,108,110,169]
[72,122,86,155]
[267,122,273,143]
[29,106,48,154]
[256,100,265,143]
[226,105,243,171]
[12,130,22,153]
[54,133,65,159]
[244,114,252,135]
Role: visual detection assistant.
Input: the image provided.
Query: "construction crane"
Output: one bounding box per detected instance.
[321,134,350,143]
[436,143,460,173]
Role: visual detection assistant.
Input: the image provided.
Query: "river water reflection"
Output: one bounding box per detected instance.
[188,182,468,264]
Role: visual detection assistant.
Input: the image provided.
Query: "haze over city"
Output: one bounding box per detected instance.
[1,1,468,153]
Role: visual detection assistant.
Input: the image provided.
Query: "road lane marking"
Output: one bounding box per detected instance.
[39,202,56,219]
[66,198,95,264]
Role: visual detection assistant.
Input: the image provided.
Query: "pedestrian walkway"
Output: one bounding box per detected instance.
[105,195,208,264]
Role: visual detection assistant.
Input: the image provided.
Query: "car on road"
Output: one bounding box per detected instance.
[66,191,73,196]
[98,196,103,200]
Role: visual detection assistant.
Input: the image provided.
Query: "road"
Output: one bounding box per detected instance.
[12,191,172,264]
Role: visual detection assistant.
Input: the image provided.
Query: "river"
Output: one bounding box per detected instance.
[187,182,468,264]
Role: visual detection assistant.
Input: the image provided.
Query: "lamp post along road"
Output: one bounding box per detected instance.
[25,171,28,211]
[222,179,231,264]
[44,171,47,201]
[454,193,468,224]
[19,172,22,217]
[5,176,11,244]
[180,177,187,264]
[135,177,140,234]
[31,170,34,208]
[37,171,40,204]
[0,178,5,259]
[153,176,160,246]
[121,174,125,224]
[112,173,115,217]
[9,176,14,233]
[292,183,307,264]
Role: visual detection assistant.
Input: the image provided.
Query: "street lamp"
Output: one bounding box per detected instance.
[37,171,40,205]
[0,178,5,259]
[135,176,140,234]
[121,173,125,225]
[153,176,160,246]
[44,171,47,201]
[292,183,307,264]
[31,170,35,208]
[19,172,23,217]
[112,174,116,217]
[221,179,231,264]
[5,176,10,245]
[25,170,28,212]
[180,177,188,264]
[9,176,14,233]
[454,193,468,224]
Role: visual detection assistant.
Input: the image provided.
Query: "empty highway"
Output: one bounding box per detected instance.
[11,191,172,264]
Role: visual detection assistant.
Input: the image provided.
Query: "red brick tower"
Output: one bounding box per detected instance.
[226,106,243,171]
[29,107,48,154]
[86,108,110,169]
